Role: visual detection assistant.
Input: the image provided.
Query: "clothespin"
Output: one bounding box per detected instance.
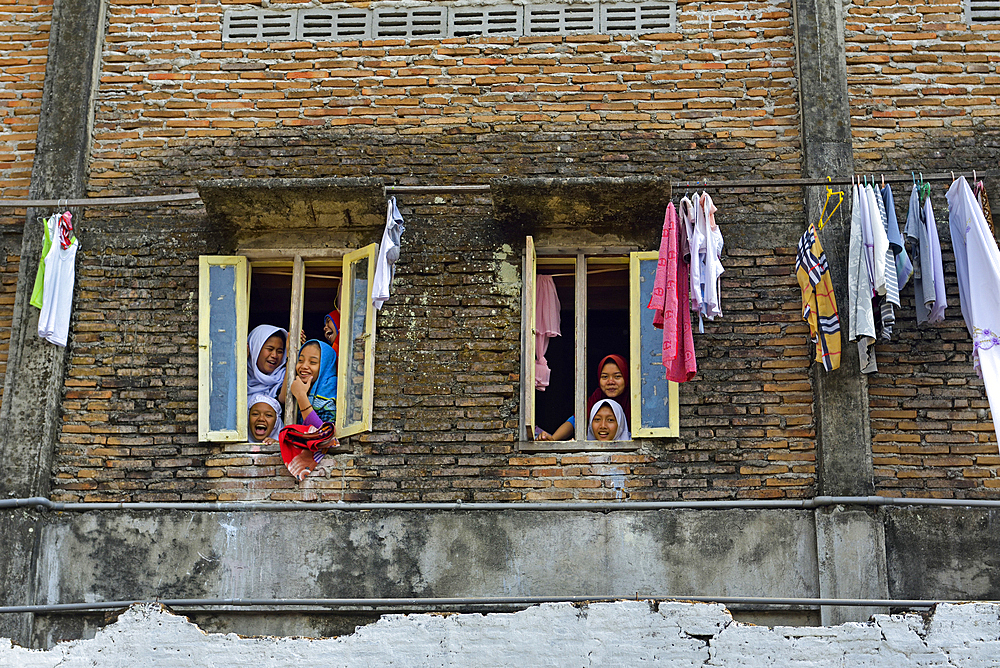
[951,171,955,182]
[974,169,977,183]
[818,176,844,231]
[912,172,916,186]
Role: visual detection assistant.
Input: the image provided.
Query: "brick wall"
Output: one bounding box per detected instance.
[0,0,47,200]
[845,0,1000,497]
[0,0,50,412]
[38,0,825,502]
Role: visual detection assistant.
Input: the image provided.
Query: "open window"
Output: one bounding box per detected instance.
[198,246,378,442]
[520,238,679,451]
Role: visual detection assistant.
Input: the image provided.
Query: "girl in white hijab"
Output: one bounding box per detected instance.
[248,393,284,443]
[247,324,288,399]
[586,398,631,441]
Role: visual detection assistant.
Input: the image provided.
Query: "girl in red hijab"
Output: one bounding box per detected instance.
[537,354,630,441]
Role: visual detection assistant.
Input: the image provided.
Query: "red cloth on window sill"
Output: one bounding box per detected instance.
[278,422,337,467]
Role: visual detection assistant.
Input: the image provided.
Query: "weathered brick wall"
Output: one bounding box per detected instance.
[845,0,1000,497]
[0,0,48,200]
[0,0,49,409]
[47,0,825,501]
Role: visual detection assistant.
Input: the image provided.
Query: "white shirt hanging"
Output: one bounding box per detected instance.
[37,213,78,347]
[946,176,1000,447]
[372,196,405,311]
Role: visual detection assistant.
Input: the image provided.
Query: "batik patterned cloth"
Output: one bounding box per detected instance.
[796,222,842,371]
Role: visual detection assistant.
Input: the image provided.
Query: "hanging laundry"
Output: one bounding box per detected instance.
[904,184,947,325]
[37,212,78,347]
[795,222,841,371]
[881,184,913,292]
[534,275,561,391]
[848,183,877,373]
[372,196,405,310]
[974,180,995,236]
[863,184,892,340]
[29,213,56,310]
[946,176,1000,446]
[689,192,724,329]
[648,202,696,383]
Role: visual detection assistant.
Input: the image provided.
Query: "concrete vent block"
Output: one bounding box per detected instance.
[223,9,297,41]
[525,3,599,34]
[373,7,448,38]
[967,0,1000,23]
[448,5,523,37]
[601,1,676,33]
[297,8,372,39]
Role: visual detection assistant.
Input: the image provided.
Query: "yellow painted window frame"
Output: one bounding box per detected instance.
[199,247,380,444]
[628,251,680,438]
[198,255,250,442]
[336,242,379,437]
[521,235,537,438]
[522,243,649,451]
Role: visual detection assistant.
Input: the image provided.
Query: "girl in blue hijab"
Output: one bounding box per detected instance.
[288,338,338,425]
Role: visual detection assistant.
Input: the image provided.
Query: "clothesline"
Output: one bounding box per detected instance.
[0,192,202,208]
[0,171,991,207]
[670,171,999,190]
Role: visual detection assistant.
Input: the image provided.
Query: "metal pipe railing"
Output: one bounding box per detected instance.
[0,595,978,615]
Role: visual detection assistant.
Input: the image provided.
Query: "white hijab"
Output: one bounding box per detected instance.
[586,399,631,441]
[247,324,288,398]
[248,393,284,442]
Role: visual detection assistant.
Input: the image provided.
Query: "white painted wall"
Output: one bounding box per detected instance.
[2,601,999,667]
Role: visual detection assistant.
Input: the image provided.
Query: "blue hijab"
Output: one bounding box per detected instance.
[302,339,337,423]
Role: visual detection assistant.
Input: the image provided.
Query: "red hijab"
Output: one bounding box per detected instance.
[587,354,630,419]
[324,310,340,356]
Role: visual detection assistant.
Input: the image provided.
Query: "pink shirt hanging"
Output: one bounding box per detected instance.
[648,203,697,382]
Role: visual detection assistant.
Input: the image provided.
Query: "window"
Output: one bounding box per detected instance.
[521,237,679,451]
[198,246,378,442]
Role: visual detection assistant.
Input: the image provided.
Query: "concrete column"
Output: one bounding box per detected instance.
[0,0,107,647]
[793,0,886,624]
[793,0,873,498]
[814,506,889,625]
[0,0,107,496]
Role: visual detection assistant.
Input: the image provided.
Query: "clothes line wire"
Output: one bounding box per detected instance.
[0,171,991,207]
[670,171,998,190]
[0,192,202,208]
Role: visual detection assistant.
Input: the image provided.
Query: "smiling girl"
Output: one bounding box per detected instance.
[289,339,338,425]
[536,354,631,441]
[247,325,288,401]
[248,393,283,444]
[586,399,630,442]
[281,339,339,481]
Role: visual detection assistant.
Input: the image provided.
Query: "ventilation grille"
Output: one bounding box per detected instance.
[223,2,676,41]
[223,10,296,40]
[374,7,448,37]
[525,4,599,33]
[601,2,675,32]
[968,0,1000,22]
[449,5,523,37]
[297,8,371,39]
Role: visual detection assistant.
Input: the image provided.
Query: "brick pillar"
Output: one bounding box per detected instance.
[0,0,107,646]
